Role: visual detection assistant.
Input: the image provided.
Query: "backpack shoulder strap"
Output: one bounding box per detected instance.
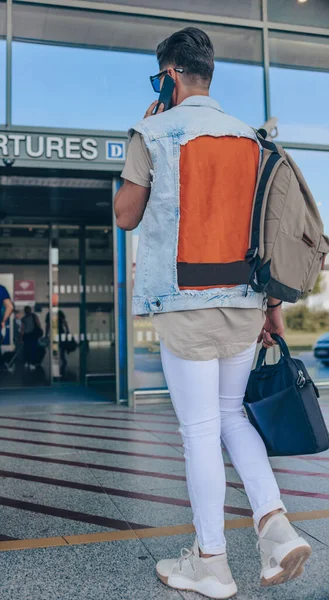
[246,133,281,260]
[245,132,283,293]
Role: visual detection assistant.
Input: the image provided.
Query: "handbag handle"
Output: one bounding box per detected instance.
[255,334,290,370]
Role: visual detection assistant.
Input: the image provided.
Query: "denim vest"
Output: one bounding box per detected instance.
[131,95,266,316]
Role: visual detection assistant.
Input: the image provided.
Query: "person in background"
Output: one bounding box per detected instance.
[45,310,69,377]
[20,306,42,371]
[13,309,22,347]
[0,284,14,366]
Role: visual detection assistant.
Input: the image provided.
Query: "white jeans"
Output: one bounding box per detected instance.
[160,340,286,555]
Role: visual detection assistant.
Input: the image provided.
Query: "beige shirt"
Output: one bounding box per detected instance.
[122,132,265,361]
[121,132,152,188]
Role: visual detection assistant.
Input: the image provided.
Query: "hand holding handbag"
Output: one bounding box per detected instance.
[243,334,329,456]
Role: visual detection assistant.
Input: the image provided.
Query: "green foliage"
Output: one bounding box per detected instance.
[302,273,324,299]
[284,304,329,333]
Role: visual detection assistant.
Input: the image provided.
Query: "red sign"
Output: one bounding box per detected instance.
[14,280,35,303]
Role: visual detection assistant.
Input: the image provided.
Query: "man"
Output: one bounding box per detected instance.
[0,283,14,365]
[115,27,311,598]
[20,305,43,370]
[45,310,69,377]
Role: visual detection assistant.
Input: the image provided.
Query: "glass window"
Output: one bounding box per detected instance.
[270,33,329,144]
[268,0,329,29]
[0,1,6,125]
[212,62,264,127]
[12,42,158,130]
[12,24,263,130]
[0,2,5,36]
[131,226,167,391]
[85,226,116,399]
[0,1,5,37]
[95,0,262,20]
[13,5,263,61]
[0,39,5,125]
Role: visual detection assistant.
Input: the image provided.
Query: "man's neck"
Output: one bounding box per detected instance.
[176,89,209,105]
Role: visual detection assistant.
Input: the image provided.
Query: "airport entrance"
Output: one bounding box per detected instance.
[0,128,127,401]
[0,168,117,399]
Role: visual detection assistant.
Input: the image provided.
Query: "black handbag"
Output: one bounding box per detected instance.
[62,336,77,354]
[244,334,329,456]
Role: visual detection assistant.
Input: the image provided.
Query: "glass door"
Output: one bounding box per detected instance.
[85,226,116,399]
[0,222,116,395]
[49,224,115,397]
[49,225,81,383]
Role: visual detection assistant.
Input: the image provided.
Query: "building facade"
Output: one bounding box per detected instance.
[0,0,329,402]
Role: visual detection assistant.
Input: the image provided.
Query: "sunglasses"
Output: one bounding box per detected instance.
[150,68,184,93]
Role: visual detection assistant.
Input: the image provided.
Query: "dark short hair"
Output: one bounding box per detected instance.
[156,27,214,87]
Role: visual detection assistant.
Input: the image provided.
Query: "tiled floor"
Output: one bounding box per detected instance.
[0,389,329,599]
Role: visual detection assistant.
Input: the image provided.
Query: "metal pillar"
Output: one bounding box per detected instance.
[113,178,128,403]
[79,224,87,384]
[262,0,271,122]
[5,0,12,127]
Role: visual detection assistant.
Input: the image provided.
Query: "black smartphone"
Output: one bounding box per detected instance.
[154,74,175,113]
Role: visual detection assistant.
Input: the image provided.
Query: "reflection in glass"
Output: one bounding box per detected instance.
[132,226,166,391]
[107,0,261,19]
[212,62,264,127]
[13,6,263,60]
[85,226,116,399]
[12,36,264,130]
[50,226,80,383]
[0,225,51,388]
[0,39,5,124]
[269,32,329,145]
[0,1,5,37]
[270,67,329,144]
[12,42,158,130]
[268,0,329,29]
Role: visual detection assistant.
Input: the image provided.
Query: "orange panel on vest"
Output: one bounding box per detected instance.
[178,136,259,290]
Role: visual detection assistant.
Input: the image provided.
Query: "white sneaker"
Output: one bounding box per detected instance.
[256,512,312,586]
[156,537,237,599]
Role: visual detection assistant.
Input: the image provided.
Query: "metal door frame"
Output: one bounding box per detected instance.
[48,221,117,394]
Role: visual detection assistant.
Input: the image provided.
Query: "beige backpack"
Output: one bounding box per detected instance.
[245,132,329,302]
